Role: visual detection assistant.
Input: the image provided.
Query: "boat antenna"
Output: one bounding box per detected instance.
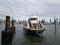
[31,13,34,16]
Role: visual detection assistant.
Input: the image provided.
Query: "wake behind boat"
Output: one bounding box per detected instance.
[23,16,46,34]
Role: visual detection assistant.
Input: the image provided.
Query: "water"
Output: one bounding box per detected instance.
[0,24,60,45]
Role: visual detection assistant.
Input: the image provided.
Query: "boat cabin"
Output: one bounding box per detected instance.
[28,16,42,30]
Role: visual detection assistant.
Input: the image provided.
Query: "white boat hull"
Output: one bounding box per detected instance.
[23,28,45,34]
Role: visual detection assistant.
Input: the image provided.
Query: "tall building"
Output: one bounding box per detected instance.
[41,19,45,23]
[50,19,52,23]
[54,17,56,24]
[56,18,58,24]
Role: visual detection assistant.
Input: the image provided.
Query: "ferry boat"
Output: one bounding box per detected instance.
[23,16,46,34]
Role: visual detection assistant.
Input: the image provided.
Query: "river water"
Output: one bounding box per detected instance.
[0,24,60,45]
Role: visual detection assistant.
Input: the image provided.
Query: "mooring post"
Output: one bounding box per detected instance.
[11,17,15,33]
[54,17,57,33]
[1,16,13,44]
[5,16,10,30]
[55,19,56,33]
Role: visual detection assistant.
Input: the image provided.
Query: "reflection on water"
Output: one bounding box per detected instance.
[2,43,12,45]
[0,24,60,45]
[23,34,44,45]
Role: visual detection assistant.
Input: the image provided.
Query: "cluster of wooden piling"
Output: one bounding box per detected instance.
[1,16,15,44]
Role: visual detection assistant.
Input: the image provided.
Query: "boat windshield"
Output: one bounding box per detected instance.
[29,18,37,20]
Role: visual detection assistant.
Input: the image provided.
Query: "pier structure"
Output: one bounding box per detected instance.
[1,16,15,44]
[11,17,15,33]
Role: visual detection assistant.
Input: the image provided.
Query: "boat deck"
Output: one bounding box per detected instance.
[30,28,45,31]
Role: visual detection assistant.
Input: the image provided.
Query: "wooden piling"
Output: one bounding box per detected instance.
[10,18,15,34]
[1,16,13,43]
[1,31,13,43]
[54,17,57,33]
[5,16,10,30]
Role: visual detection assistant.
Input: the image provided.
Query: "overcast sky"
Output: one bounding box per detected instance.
[0,0,60,21]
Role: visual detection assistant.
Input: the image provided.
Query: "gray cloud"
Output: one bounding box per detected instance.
[0,0,60,20]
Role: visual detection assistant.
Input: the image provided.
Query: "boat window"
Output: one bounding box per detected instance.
[33,23,38,28]
[29,22,32,28]
[39,22,42,28]
[29,18,37,20]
